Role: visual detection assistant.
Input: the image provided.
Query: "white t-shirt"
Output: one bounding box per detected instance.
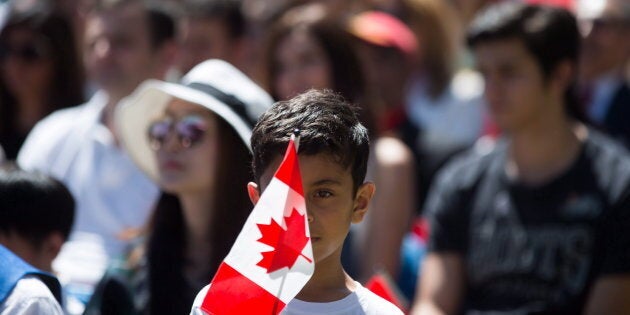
[17,92,159,306]
[190,282,403,315]
[0,276,63,315]
[405,70,486,148]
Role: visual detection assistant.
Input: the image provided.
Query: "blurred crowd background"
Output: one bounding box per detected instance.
[0,0,627,314]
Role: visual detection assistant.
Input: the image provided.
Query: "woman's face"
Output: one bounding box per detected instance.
[149,98,220,194]
[273,30,332,100]
[1,29,54,99]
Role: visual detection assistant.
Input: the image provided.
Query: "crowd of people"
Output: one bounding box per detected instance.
[0,0,628,314]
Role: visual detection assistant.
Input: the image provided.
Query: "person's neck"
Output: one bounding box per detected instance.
[180,191,215,271]
[100,92,124,142]
[16,94,47,133]
[507,111,584,185]
[295,251,356,302]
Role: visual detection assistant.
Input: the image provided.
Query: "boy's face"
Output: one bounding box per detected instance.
[474,38,553,132]
[249,152,374,266]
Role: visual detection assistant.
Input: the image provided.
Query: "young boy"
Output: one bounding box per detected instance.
[0,165,75,314]
[411,3,630,315]
[190,89,403,314]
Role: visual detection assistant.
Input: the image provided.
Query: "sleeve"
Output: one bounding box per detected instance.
[599,191,630,275]
[424,165,469,254]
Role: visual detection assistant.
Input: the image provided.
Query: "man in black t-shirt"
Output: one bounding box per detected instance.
[410,3,630,315]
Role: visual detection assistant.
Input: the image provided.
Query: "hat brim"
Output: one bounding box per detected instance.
[115,79,254,182]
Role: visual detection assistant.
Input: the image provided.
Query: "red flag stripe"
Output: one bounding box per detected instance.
[201,262,286,315]
[273,139,303,196]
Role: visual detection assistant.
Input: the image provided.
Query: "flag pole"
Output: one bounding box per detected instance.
[291,128,300,152]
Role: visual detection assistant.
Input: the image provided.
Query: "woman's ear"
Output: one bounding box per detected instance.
[247,182,261,205]
[351,182,376,224]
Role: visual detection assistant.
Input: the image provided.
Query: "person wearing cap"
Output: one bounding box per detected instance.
[347,10,418,134]
[577,0,630,148]
[85,59,273,315]
[261,3,416,285]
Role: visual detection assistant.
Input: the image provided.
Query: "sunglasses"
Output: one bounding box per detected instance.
[0,42,50,62]
[147,115,208,150]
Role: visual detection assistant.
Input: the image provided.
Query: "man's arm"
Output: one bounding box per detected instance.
[584,274,630,314]
[410,252,465,315]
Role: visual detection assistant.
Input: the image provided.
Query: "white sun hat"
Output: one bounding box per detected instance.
[115,59,274,181]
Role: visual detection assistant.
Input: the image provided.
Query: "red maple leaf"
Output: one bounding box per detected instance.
[256,208,312,273]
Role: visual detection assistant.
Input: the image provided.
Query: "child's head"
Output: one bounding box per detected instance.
[250,89,374,266]
[0,164,75,272]
[251,89,370,193]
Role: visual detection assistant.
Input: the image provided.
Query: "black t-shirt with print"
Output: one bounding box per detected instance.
[425,130,630,315]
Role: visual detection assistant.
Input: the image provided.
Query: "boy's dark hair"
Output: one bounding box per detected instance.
[251,89,370,192]
[183,0,245,40]
[466,2,582,119]
[0,165,75,248]
[92,0,177,49]
[467,1,580,77]
[467,2,579,78]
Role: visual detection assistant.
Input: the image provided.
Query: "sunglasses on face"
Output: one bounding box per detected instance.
[0,42,49,62]
[147,115,208,150]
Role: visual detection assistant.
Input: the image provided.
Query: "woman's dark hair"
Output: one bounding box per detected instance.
[261,4,377,134]
[0,7,85,158]
[146,114,252,315]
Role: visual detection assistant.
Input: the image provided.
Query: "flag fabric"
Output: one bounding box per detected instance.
[365,271,409,313]
[200,136,314,315]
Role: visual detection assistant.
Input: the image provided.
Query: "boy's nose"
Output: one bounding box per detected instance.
[307,212,314,223]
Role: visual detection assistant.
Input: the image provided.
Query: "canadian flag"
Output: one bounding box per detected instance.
[200,136,314,314]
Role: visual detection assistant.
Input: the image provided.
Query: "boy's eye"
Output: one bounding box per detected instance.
[314,190,333,198]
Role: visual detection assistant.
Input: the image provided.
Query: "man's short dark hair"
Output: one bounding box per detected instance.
[183,0,245,40]
[0,165,75,248]
[467,2,580,80]
[251,89,370,192]
[92,0,176,49]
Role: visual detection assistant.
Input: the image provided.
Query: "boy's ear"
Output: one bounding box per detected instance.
[351,182,375,224]
[247,182,261,206]
[42,232,64,264]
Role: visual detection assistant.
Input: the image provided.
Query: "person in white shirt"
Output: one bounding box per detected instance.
[16,0,176,311]
[191,281,401,315]
[0,264,63,315]
[190,90,403,314]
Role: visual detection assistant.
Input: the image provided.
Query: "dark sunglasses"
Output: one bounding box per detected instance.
[0,42,49,62]
[147,115,208,150]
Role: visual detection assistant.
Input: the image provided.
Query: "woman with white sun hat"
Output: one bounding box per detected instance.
[86,59,273,315]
